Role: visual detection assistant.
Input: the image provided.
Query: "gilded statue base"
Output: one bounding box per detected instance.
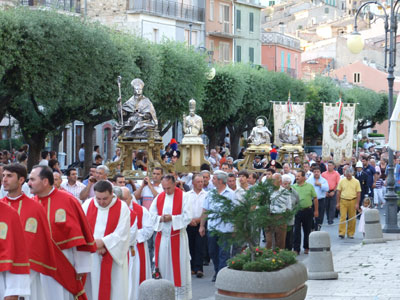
[107,134,174,180]
[278,144,305,165]
[174,141,210,173]
[237,143,272,171]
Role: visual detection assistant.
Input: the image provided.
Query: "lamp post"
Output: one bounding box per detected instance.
[348,0,400,233]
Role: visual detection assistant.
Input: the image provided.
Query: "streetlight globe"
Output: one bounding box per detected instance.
[347,32,364,54]
[206,67,216,80]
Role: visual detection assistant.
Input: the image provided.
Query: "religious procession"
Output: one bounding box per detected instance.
[0,72,397,300]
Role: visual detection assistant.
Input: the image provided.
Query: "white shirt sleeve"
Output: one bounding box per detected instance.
[130,218,138,246]
[136,207,154,243]
[149,194,162,232]
[2,271,30,297]
[171,193,192,231]
[72,247,92,274]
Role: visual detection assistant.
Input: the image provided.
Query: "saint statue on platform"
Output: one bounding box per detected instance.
[115,78,158,138]
[183,99,203,136]
[279,115,302,145]
[248,118,272,146]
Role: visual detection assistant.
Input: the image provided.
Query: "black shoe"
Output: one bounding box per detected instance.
[203,261,210,266]
[212,274,217,282]
[348,236,354,239]
[196,271,204,278]
[339,235,345,239]
[328,221,333,225]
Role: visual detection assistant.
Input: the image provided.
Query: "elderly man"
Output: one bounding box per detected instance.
[282,163,296,184]
[282,174,299,251]
[200,171,236,282]
[292,170,318,255]
[186,174,208,278]
[149,175,192,300]
[79,165,110,201]
[336,168,361,239]
[201,170,214,191]
[82,181,131,300]
[306,167,329,231]
[265,173,291,249]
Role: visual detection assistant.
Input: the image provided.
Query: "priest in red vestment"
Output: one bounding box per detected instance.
[28,165,96,300]
[82,180,131,300]
[0,201,30,299]
[149,175,192,300]
[2,163,90,300]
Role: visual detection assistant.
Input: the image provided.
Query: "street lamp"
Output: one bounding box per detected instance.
[348,0,400,233]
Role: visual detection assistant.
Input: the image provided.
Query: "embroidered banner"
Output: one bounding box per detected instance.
[322,102,356,164]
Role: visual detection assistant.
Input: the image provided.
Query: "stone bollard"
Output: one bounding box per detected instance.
[139,279,175,300]
[307,231,338,280]
[363,209,386,244]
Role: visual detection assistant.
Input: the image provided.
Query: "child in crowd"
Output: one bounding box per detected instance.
[358,197,371,237]
[374,172,386,208]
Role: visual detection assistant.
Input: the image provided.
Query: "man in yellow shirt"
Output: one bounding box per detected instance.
[336,168,361,239]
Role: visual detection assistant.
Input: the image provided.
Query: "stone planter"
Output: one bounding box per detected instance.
[215,262,308,300]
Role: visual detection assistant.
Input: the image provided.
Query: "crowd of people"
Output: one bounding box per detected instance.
[0,137,393,300]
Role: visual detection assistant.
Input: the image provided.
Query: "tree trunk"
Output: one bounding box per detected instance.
[50,128,63,153]
[205,126,218,151]
[230,132,241,159]
[83,122,95,178]
[26,133,46,172]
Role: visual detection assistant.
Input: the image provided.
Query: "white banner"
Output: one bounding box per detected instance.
[322,103,356,164]
[273,102,306,147]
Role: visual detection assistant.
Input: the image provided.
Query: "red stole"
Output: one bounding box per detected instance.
[154,187,183,287]
[86,198,122,300]
[132,202,146,284]
[0,202,30,274]
[3,194,88,300]
[35,188,96,252]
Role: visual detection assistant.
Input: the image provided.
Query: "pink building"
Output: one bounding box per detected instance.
[261,32,302,79]
[330,60,400,141]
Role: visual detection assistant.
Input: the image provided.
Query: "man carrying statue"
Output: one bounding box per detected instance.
[115,78,158,138]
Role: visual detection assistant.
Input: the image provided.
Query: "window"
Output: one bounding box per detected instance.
[281,51,285,72]
[219,42,230,62]
[210,39,215,52]
[236,45,241,62]
[353,72,361,83]
[153,28,159,43]
[236,9,241,30]
[219,4,230,33]
[210,0,214,21]
[249,47,254,63]
[287,53,291,69]
[249,12,254,32]
[184,30,198,46]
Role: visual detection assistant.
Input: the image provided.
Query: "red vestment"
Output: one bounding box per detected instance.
[154,187,183,287]
[0,201,30,274]
[35,188,96,252]
[132,202,147,284]
[2,194,88,300]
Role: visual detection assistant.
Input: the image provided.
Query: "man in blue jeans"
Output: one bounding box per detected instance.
[199,171,236,282]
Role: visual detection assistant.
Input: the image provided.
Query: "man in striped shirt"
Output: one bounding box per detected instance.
[61,168,86,202]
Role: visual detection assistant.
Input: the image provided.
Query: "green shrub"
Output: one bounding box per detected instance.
[368,133,385,137]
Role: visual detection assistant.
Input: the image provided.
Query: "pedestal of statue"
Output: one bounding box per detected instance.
[237,143,272,171]
[278,144,305,165]
[174,136,210,173]
[106,130,174,179]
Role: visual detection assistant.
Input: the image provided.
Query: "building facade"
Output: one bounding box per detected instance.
[234,0,263,64]
[261,31,302,78]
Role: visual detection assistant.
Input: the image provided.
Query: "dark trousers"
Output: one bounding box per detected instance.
[187,224,205,273]
[208,233,231,274]
[147,232,156,270]
[325,192,336,224]
[285,225,294,250]
[315,198,326,230]
[293,207,313,253]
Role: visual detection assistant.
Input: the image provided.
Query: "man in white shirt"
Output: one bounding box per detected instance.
[201,170,214,191]
[61,168,86,201]
[282,163,296,184]
[186,174,208,278]
[79,165,110,201]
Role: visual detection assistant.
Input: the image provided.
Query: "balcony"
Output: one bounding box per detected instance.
[261,31,301,50]
[20,0,81,13]
[128,0,205,23]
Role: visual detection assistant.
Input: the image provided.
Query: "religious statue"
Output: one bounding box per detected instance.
[115,78,158,138]
[183,99,203,136]
[279,115,302,145]
[248,118,272,146]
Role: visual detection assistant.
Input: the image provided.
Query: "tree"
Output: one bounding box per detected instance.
[199,65,244,149]
[0,8,133,170]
